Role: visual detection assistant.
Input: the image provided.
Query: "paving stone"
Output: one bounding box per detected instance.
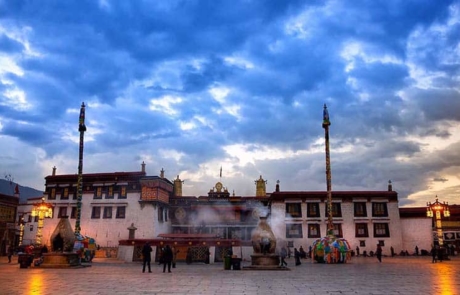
[0,256,459,294]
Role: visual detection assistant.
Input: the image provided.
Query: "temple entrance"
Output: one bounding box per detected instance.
[214,246,232,262]
[154,245,209,263]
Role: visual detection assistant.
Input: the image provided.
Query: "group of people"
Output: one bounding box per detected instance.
[431,245,445,263]
[142,242,179,273]
[278,245,310,267]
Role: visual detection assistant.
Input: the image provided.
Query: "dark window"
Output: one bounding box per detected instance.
[34,216,39,222]
[28,215,32,222]
[333,224,343,238]
[70,207,77,219]
[325,203,342,217]
[61,187,69,200]
[286,224,303,238]
[119,186,127,199]
[372,203,388,217]
[72,188,78,200]
[158,207,164,222]
[354,202,367,217]
[57,207,67,218]
[103,207,112,219]
[355,223,369,237]
[49,188,56,200]
[91,207,101,219]
[106,186,114,199]
[308,224,321,238]
[116,206,126,219]
[286,203,302,218]
[360,240,366,247]
[307,203,320,217]
[374,223,390,237]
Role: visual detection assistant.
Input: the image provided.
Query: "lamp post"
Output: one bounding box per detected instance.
[426,196,450,247]
[31,197,53,245]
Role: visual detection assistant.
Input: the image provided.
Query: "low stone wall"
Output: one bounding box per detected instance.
[117,245,134,262]
[94,247,118,258]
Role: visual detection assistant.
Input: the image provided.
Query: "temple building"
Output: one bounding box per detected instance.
[0,191,19,255]
[17,163,460,262]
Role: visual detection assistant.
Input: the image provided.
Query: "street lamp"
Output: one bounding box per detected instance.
[426,196,450,246]
[17,215,27,246]
[31,197,53,245]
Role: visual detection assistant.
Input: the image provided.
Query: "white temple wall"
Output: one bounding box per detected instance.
[400,217,432,254]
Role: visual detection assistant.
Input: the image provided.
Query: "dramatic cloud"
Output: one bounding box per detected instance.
[1,0,459,207]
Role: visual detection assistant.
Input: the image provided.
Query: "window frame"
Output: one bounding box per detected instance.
[354,202,367,217]
[373,223,390,237]
[70,207,77,219]
[308,223,321,238]
[61,187,69,200]
[106,186,115,199]
[285,203,302,218]
[118,186,127,199]
[48,188,56,200]
[57,207,67,218]
[91,206,101,219]
[355,223,369,237]
[333,223,343,238]
[116,206,126,219]
[286,223,303,239]
[307,203,320,217]
[103,206,112,219]
[158,207,164,222]
[325,202,342,217]
[94,187,103,199]
[372,202,388,217]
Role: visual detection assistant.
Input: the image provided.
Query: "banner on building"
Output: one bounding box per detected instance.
[443,231,458,241]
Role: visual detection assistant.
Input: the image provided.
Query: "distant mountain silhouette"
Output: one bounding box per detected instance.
[0,179,44,203]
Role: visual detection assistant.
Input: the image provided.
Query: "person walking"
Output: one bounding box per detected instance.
[438,246,444,262]
[294,248,301,266]
[7,245,13,263]
[280,246,288,267]
[172,246,179,268]
[162,245,173,273]
[299,246,306,259]
[186,248,192,264]
[142,242,152,273]
[431,246,437,263]
[376,244,383,263]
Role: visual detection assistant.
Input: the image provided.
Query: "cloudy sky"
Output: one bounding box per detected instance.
[1,1,459,207]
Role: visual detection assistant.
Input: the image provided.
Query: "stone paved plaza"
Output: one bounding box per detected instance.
[0,255,459,295]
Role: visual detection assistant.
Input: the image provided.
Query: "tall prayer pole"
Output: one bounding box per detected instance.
[322,104,334,236]
[75,102,86,236]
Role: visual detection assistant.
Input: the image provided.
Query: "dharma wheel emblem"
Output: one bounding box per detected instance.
[175,208,186,220]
